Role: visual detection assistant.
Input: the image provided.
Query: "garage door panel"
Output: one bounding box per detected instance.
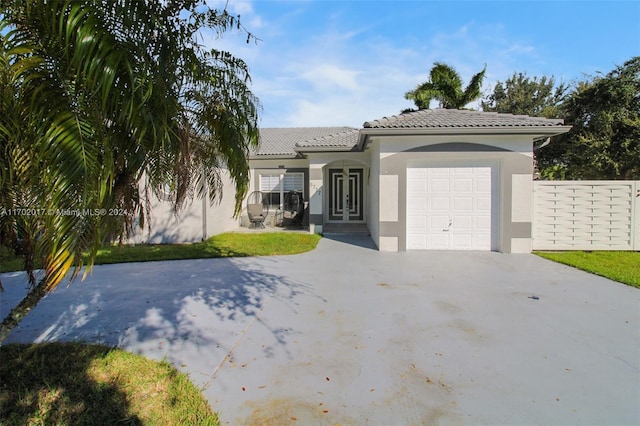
[407,196,427,212]
[407,178,427,194]
[452,234,473,250]
[407,215,427,231]
[407,234,427,250]
[453,197,473,211]
[430,178,450,192]
[452,167,473,177]
[409,168,428,178]
[476,178,491,192]
[428,234,450,249]
[475,216,491,229]
[453,178,473,192]
[407,166,493,251]
[474,233,491,249]
[431,197,450,211]
[429,168,451,177]
[476,197,491,211]
[429,215,450,230]
[453,216,473,230]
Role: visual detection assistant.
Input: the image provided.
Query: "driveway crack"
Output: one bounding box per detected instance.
[203,314,259,389]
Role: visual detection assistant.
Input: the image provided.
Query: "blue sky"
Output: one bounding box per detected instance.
[205,0,640,128]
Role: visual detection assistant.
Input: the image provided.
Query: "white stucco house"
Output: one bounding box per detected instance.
[131,108,571,253]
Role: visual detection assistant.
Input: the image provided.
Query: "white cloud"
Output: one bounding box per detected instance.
[288,98,352,127]
[300,65,360,92]
[199,3,552,128]
[231,0,254,15]
[248,15,265,30]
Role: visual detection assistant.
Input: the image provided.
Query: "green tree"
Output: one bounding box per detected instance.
[405,62,487,110]
[481,72,569,118]
[537,57,640,180]
[480,72,570,179]
[0,0,260,340]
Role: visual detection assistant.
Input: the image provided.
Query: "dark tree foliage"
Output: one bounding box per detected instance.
[481,72,569,118]
[537,57,640,180]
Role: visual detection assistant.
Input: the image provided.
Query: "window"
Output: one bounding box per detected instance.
[259,172,304,209]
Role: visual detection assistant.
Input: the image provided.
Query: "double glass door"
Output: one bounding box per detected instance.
[328,167,364,222]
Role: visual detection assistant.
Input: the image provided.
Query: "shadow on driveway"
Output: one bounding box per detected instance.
[321,233,377,249]
[2,257,324,376]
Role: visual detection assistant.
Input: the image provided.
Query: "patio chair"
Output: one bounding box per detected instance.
[246,191,269,228]
[283,190,305,226]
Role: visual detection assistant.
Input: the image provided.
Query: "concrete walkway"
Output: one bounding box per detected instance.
[2,236,639,425]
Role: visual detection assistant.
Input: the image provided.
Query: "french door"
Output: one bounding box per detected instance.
[328,168,364,222]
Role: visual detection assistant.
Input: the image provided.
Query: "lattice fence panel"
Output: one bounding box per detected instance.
[533,181,639,250]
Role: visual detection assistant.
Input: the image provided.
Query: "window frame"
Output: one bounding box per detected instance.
[258,171,305,210]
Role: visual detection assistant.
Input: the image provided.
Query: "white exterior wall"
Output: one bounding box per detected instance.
[533,181,640,251]
[128,193,203,244]
[376,134,534,154]
[205,169,244,236]
[128,170,238,244]
[308,158,324,233]
[367,140,381,249]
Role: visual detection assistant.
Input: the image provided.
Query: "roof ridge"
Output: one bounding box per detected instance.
[363,108,565,128]
[260,126,358,130]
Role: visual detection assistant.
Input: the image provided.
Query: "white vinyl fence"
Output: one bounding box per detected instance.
[532,181,639,251]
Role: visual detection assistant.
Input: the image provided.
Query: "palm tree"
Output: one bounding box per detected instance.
[405,62,487,110]
[0,0,260,341]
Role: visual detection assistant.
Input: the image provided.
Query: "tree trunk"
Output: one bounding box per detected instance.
[0,278,48,343]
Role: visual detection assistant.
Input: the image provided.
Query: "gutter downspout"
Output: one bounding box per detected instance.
[533,137,551,151]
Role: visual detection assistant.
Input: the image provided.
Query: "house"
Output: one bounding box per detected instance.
[132,109,571,253]
[248,109,571,253]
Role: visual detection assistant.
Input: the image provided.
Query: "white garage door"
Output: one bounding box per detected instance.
[407,167,492,250]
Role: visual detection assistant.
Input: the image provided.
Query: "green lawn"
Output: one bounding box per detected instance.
[0,343,219,425]
[535,251,640,288]
[0,232,322,273]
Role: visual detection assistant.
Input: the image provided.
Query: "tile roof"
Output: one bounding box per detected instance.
[295,128,360,150]
[363,108,565,129]
[251,110,569,158]
[252,127,358,157]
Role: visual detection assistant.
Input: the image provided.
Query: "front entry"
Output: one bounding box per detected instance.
[328,167,364,221]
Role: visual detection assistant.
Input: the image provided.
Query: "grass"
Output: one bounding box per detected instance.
[0,342,219,425]
[535,251,640,288]
[0,246,23,273]
[0,232,322,273]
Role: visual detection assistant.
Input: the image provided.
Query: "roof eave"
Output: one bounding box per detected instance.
[358,125,573,150]
[249,153,301,160]
[293,146,358,153]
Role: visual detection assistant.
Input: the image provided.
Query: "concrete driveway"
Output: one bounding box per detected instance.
[2,235,639,425]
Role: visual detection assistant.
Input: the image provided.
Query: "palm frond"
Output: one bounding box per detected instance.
[0,0,260,297]
[406,62,486,110]
[462,65,487,107]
